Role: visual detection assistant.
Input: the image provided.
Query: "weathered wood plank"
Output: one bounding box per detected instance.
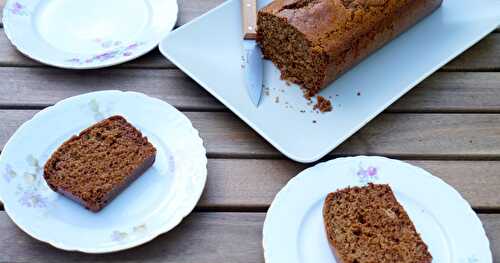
[390,72,500,112]
[0,212,497,262]
[0,68,500,112]
[485,214,500,262]
[0,29,499,70]
[0,68,220,110]
[0,212,264,262]
[177,0,225,26]
[202,159,500,210]
[3,110,500,159]
[444,33,500,71]
[0,0,4,25]
[1,158,499,210]
[214,159,500,209]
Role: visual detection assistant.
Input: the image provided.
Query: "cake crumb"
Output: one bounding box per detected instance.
[300,110,306,113]
[312,120,317,123]
[313,96,332,113]
[357,91,361,96]
[285,81,291,86]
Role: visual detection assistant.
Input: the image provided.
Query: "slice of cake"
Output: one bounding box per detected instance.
[44,116,156,212]
[323,183,432,263]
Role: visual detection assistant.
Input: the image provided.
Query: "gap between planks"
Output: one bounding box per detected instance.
[0,212,498,262]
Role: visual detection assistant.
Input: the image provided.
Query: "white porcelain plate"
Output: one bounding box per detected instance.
[0,91,207,253]
[160,0,500,163]
[2,0,178,69]
[263,156,491,263]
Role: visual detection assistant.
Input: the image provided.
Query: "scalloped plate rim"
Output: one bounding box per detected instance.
[0,90,208,253]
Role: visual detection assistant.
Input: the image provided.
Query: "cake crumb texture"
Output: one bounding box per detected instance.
[257,0,443,97]
[313,96,332,112]
[323,183,432,263]
[43,115,157,212]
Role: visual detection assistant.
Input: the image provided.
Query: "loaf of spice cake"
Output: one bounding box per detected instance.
[257,0,443,98]
[323,183,432,263]
[44,116,157,212]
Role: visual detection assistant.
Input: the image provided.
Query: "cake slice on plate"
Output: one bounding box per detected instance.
[44,115,157,212]
[323,183,432,263]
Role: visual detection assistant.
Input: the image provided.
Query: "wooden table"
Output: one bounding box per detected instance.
[0,0,499,262]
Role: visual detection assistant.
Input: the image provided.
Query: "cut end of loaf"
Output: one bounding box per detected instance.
[323,183,432,263]
[257,11,328,98]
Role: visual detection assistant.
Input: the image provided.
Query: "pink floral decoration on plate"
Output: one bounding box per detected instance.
[8,2,29,16]
[66,42,145,65]
[93,38,123,49]
[18,190,48,208]
[3,155,51,209]
[356,163,379,184]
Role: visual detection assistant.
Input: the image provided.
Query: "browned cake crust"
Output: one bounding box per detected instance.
[44,116,157,212]
[257,0,443,98]
[323,183,432,263]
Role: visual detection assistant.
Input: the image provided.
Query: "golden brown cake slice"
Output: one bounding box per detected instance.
[44,116,156,212]
[323,183,432,263]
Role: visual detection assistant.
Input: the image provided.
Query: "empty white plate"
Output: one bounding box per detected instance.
[160,0,500,163]
[2,0,178,69]
[263,156,491,263]
[0,91,207,253]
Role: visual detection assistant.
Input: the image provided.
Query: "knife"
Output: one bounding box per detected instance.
[241,0,263,107]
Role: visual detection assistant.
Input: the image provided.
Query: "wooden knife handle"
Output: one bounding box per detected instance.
[241,0,257,40]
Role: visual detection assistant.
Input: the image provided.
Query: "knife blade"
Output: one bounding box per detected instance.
[241,0,263,107]
[242,39,263,106]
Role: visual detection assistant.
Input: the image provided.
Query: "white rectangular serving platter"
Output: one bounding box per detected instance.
[160,0,500,163]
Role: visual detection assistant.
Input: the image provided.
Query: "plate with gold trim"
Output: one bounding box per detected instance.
[0,91,207,253]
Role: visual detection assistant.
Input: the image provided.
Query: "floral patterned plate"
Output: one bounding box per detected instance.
[2,0,177,69]
[263,156,491,263]
[0,91,207,253]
